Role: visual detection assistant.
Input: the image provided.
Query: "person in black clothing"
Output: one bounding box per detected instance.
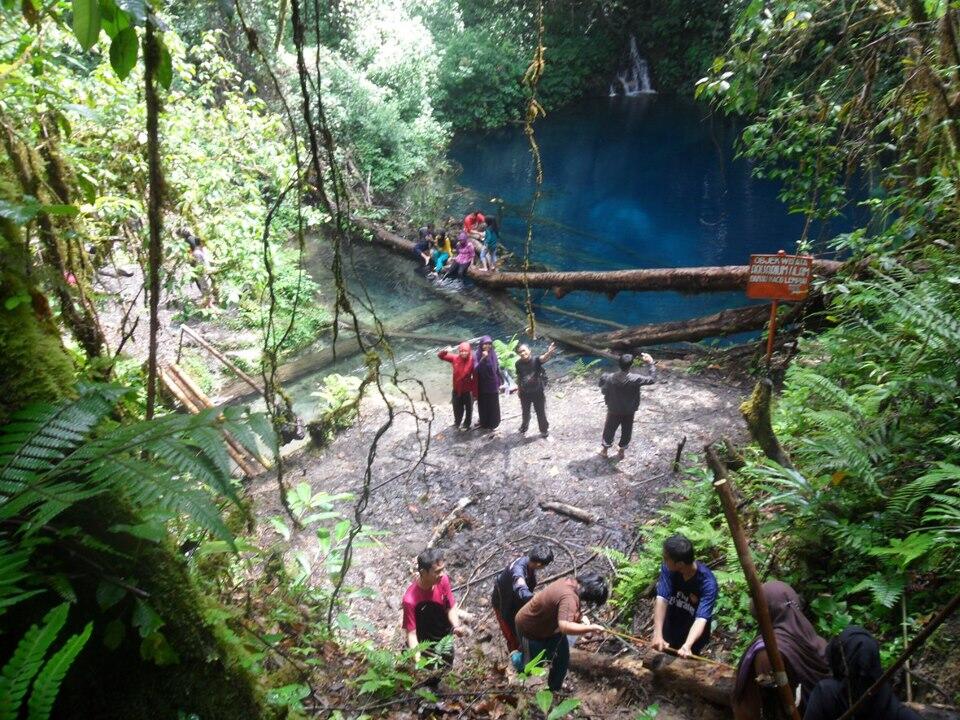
[490,545,555,662]
[515,342,556,437]
[598,352,656,459]
[804,626,920,720]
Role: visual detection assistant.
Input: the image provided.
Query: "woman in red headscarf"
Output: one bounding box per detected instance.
[438,342,477,430]
[732,581,830,719]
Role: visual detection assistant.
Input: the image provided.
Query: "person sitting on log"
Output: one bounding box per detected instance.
[414,223,435,266]
[515,572,608,691]
[445,232,475,281]
[803,626,920,720]
[598,352,656,459]
[402,548,473,668]
[651,534,718,658]
[427,230,452,276]
[490,544,555,668]
[479,216,500,271]
[438,342,477,431]
[732,581,829,719]
[463,209,485,235]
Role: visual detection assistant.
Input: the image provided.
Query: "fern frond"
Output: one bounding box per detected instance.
[0,604,68,720]
[887,463,960,517]
[25,621,92,720]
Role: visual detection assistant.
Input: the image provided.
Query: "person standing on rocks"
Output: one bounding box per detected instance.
[651,534,718,658]
[515,572,609,691]
[491,545,555,665]
[515,342,556,438]
[598,351,656,459]
[474,336,503,429]
[402,548,473,667]
[438,342,477,431]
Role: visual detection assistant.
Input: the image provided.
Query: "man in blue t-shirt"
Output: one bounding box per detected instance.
[651,534,718,658]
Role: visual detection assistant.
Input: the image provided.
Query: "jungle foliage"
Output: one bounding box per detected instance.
[613,0,960,686]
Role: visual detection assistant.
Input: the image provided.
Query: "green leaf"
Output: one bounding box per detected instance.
[139,630,179,666]
[99,0,130,39]
[95,580,125,611]
[26,622,92,720]
[156,40,172,90]
[535,689,553,714]
[71,0,101,51]
[4,293,31,311]
[548,698,581,720]
[102,619,124,650]
[109,27,138,80]
[131,599,163,638]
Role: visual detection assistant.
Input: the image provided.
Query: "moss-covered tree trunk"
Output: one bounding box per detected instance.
[1,193,277,719]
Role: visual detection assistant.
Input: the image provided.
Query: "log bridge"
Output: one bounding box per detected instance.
[353,217,842,349]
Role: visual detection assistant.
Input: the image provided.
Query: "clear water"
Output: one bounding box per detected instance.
[448,95,850,331]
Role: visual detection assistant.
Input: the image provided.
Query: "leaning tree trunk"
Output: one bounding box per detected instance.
[0,202,276,718]
[740,379,796,470]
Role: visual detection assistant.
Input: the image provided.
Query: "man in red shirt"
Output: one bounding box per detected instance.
[438,342,477,430]
[463,210,486,234]
[402,548,473,666]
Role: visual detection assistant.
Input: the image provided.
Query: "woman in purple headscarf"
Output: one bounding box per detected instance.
[474,336,502,429]
[732,581,830,719]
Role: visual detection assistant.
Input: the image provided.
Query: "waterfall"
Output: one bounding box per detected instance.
[610,35,655,96]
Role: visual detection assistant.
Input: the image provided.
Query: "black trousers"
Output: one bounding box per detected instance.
[519,391,548,434]
[452,391,473,428]
[601,411,635,448]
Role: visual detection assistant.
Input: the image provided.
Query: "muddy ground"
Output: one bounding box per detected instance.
[249,361,751,719]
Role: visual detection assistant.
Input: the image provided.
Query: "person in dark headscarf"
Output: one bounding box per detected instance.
[803,626,920,720]
[474,336,502,429]
[733,581,829,719]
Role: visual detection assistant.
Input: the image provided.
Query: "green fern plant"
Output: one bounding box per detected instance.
[0,603,92,720]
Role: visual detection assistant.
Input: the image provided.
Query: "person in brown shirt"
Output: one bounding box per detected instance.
[514,572,609,691]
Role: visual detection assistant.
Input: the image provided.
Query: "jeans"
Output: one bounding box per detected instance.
[481,246,497,267]
[601,411,635,448]
[519,391,548,434]
[452,391,473,428]
[521,633,569,691]
[448,261,470,280]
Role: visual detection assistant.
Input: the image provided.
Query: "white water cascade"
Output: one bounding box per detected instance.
[609,35,656,96]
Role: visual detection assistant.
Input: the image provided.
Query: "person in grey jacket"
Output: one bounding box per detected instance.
[598,352,656,459]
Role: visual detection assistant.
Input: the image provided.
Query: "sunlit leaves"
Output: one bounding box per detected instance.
[71,0,100,50]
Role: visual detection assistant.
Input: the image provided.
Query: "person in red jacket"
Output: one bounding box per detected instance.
[438,341,477,430]
[463,210,485,234]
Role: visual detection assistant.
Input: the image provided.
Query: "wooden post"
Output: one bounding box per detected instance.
[765,299,779,368]
[705,444,801,720]
[179,324,263,395]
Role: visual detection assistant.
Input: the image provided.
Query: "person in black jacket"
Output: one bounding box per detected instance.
[598,352,656,459]
[490,545,555,668]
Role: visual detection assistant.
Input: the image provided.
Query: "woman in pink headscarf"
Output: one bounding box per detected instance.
[438,341,477,430]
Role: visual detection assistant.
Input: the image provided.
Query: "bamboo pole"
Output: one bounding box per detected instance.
[836,590,960,720]
[179,324,263,395]
[706,444,801,720]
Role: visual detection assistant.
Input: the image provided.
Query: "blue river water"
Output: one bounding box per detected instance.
[448,95,847,332]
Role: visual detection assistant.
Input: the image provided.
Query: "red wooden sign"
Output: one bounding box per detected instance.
[746,252,813,301]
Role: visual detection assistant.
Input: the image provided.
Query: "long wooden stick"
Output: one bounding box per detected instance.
[180,324,263,394]
[600,626,725,666]
[706,444,801,720]
[836,589,960,720]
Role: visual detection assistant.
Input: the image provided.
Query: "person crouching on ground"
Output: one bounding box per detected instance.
[515,342,556,438]
[402,548,473,667]
[491,545,555,668]
[651,534,718,658]
[438,342,477,431]
[598,351,656,460]
[515,572,608,691]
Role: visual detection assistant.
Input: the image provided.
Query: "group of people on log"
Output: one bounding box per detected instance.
[439,339,656,458]
[413,210,501,279]
[401,536,919,719]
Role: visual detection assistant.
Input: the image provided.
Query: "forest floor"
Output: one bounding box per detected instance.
[248,362,753,719]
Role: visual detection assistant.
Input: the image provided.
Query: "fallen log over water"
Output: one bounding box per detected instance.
[591,304,799,349]
[568,650,960,718]
[353,217,843,296]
